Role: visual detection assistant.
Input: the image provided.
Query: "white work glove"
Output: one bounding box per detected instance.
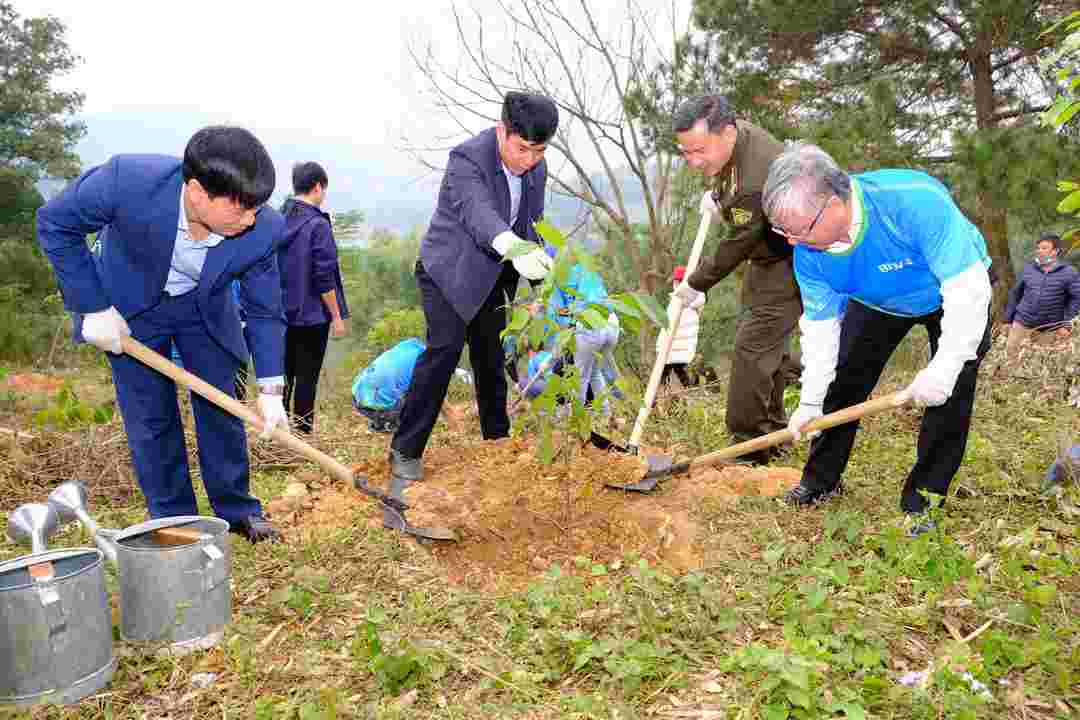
[672,280,701,305]
[788,403,823,442]
[82,306,131,354]
[493,232,553,281]
[256,394,289,439]
[895,367,953,408]
[700,190,719,216]
[512,247,553,281]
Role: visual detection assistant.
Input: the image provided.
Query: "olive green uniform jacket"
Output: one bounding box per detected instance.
[686,120,799,306]
[685,120,802,444]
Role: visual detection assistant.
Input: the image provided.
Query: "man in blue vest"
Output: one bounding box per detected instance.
[389,92,558,483]
[762,143,993,536]
[36,127,289,543]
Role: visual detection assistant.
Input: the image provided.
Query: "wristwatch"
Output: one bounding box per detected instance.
[258,383,285,396]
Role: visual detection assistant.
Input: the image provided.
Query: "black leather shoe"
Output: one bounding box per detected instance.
[389,448,424,483]
[231,513,282,544]
[785,482,842,507]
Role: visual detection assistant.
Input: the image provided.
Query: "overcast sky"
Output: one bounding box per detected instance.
[14,0,443,168]
[14,0,691,225]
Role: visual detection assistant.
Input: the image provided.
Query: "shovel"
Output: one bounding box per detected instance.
[6,503,60,579]
[118,337,456,542]
[623,211,713,461]
[607,392,905,492]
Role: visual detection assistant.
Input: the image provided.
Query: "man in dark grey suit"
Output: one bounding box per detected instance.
[389,92,559,481]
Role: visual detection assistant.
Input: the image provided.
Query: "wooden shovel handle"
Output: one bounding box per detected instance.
[151,527,204,546]
[629,211,713,449]
[689,392,905,472]
[119,337,354,485]
[29,561,55,580]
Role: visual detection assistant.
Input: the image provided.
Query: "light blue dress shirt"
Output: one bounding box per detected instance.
[164,189,283,387]
[165,188,224,296]
[501,163,522,226]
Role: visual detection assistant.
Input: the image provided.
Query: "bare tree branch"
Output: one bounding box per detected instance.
[400,0,694,295]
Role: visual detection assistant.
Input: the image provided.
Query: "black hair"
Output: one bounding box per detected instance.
[1037,232,1061,250]
[672,95,736,134]
[292,161,329,195]
[182,126,275,209]
[501,92,559,144]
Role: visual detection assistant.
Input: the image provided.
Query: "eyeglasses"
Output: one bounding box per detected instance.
[773,199,829,240]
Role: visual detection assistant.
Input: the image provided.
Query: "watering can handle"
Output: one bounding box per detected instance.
[31,574,67,638]
[200,543,227,593]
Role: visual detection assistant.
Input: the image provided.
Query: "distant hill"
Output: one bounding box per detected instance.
[48,109,650,236]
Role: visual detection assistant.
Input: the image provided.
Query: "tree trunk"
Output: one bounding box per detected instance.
[976,197,1014,320]
[969,37,1014,320]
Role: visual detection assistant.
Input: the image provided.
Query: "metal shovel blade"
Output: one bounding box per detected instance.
[354,473,457,542]
[381,506,458,542]
[588,431,631,454]
[604,455,677,493]
[352,473,409,514]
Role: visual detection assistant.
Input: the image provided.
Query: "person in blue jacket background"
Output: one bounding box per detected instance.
[1002,232,1080,362]
[278,162,350,435]
[762,142,993,536]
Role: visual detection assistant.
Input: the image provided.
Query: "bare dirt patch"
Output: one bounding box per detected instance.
[276,436,800,588]
[3,372,66,396]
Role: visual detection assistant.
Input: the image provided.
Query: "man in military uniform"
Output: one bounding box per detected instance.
[671,95,801,464]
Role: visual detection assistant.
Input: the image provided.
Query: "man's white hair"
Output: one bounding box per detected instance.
[762,142,851,223]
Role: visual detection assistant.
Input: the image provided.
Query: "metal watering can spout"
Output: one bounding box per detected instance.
[6,503,60,554]
[47,482,118,564]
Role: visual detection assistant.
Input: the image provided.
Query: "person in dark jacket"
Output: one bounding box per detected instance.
[278,162,350,434]
[388,92,558,485]
[1003,233,1080,362]
[35,126,288,543]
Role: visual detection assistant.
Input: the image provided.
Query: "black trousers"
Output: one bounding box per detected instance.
[392,261,514,459]
[802,299,992,513]
[284,322,331,434]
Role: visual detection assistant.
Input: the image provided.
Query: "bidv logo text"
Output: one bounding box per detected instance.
[878,258,913,273]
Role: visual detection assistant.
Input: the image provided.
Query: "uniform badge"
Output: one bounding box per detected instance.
[730,207,752,226]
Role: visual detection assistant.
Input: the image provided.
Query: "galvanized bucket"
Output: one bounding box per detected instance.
[111,516,231,653]
[0,548,116,708]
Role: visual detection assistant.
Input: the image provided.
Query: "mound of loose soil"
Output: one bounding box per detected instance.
[280,436,800,588]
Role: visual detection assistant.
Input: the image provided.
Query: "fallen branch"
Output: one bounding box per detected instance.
[257,621,289,651]
[961,618,994,643]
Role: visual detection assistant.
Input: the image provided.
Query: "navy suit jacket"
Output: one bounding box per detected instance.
[37,155,286,376]
[420,127,547,322]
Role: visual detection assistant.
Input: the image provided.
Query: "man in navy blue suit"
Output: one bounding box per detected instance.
[389,92,559,483]
[37,126,289,543]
